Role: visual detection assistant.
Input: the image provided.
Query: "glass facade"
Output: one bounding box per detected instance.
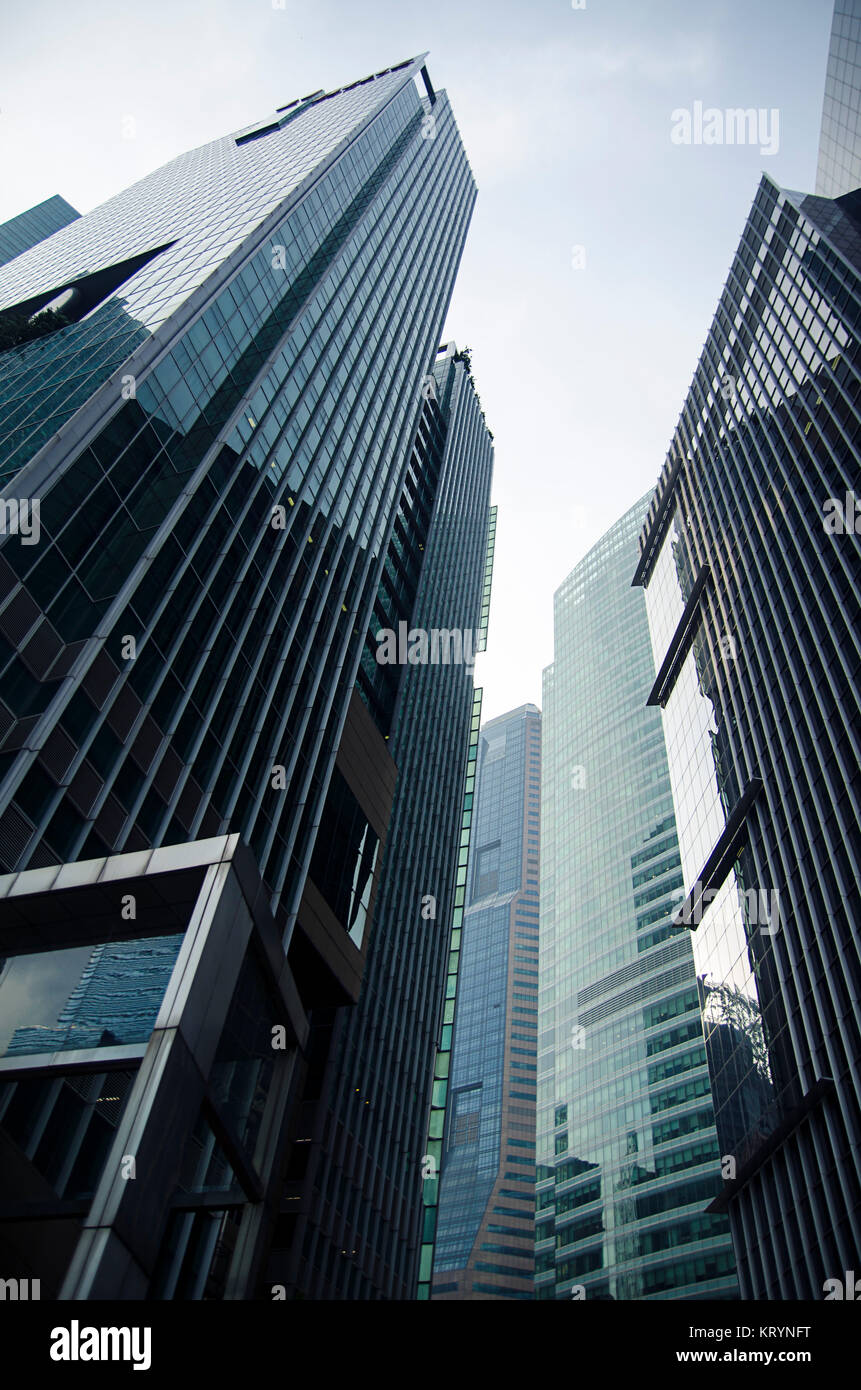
[0,57,475,936]
[0,59,491,1300]
[639,517,783,1176]
[634,173,861,1297]
[537,497,737,1300]
[266,344,495,1300]
[816,0,861,199]
[0,840,299,1299]
[416,685,483,1300]
[431,703,540,1300]
[0,934,184,1055]
[0,195,80,270]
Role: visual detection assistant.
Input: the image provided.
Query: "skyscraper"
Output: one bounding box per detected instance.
[633,172,861,1297]
[0,195,80,270]
[0,56,490,1299]
[816,0,861,199]
[537,498,737,1300]
[431,702,540,1300]
[263,344,494,1299]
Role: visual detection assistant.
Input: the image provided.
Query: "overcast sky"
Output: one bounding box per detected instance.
[0,0,834,720]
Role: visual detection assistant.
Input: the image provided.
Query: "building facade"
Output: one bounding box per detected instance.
[431,702,540,1300]
[816,0,861,200]
[0,195,80,270]
[537,498,737,1300]
[633,173,861,1297]
[0,57,491,1299]
[263,345,494,1299]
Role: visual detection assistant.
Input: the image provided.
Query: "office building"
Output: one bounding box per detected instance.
[0,56,489,1299]
[264,345,494,1299]
[537,498,737,1300]
[816,0,861,199]
[633,172,861,1297]
[0,195,80,271]
[431,702,540,1300]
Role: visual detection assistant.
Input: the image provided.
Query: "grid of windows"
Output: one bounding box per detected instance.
[816,0,861,198]
[0,69,474,940]
[0,195,80,270]
[538,497,735,1300]
[419,685,484,1299]
[432,705,540,1298]
[292,347,493,1301]
[0,57,487,1304]
[635,171,861,1297]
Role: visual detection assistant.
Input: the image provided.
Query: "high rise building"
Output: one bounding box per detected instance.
[633,172,861,1297]
[0,195,80,270]
[537,498,737,1300]
[264,344,494,1299]
[430,702,540,1301]
[0,56,491,1300]
[816,0,861,199]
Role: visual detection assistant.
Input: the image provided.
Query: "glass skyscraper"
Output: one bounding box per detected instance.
[536,498,737,1300]
[634,171,861,1298]
[431,702,540,1300]
[265,344,494,1299]
[816,0,861,199]
[0,195,80,270]
[0,56,493,1300]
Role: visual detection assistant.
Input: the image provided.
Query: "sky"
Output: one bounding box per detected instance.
[0,0,835,721]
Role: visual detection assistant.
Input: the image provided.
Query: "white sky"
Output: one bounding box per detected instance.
[0,0,834,721]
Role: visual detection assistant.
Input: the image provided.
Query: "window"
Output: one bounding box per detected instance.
[473,841,500,898]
